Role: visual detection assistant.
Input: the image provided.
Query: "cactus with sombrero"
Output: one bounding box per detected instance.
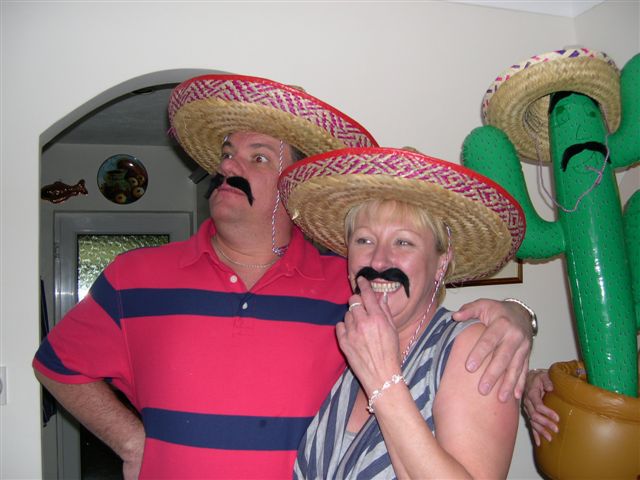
[461,48,639,478]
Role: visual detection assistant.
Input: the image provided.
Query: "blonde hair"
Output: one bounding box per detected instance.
[344,200,455,303]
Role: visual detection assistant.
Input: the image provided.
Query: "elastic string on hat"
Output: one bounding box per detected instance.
[401,224,452,365]
[532,132,611,214]
[271,140,287,256]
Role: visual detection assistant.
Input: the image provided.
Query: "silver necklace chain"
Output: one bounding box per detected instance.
[401,225,452,365]
[212,236,277,269]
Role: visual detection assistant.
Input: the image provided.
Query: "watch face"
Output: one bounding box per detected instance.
[97,154,148,205]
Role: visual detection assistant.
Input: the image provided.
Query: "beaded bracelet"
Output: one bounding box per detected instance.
[366,374,407,414]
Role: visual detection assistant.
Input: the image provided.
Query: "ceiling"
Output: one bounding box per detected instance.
[51,85,178,148]
[50,0,605,150]
[450,1,605,17]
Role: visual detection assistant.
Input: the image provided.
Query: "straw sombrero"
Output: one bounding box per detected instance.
[280,147,525,283]
[168,74,377,173]
[482,48,620,162]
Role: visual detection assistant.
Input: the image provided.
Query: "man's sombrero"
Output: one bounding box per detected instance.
[482,48,620,162]
[168,74,377,173]
[280,147,525,283]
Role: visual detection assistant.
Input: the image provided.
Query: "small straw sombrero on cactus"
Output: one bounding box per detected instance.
[168,74,377,173]
[280,147,525,283]
[482,47,620,162]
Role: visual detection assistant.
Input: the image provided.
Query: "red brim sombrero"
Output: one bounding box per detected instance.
[280,147,525,284]
[482,48,620,162]
[168,74,377,173]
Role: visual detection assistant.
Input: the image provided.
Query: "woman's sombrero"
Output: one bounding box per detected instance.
[168,74,377,173]
[280,147,525,283]
[482,48,620,162]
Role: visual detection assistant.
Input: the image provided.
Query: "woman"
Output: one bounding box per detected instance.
[280,147,525,479]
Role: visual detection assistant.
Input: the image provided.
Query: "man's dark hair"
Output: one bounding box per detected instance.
[290,146,306,163]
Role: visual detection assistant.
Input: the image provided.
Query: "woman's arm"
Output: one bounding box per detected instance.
[372,323,519,479]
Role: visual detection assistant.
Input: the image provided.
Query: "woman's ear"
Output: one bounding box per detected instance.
[436,252,450,280]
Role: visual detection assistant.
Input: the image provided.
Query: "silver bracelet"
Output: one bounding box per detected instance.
[504,298,538,336]
[366,374,407,414]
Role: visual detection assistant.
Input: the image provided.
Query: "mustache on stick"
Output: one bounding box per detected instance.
[355,266,411,297]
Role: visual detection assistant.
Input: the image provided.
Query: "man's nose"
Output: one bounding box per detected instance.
[219,154,243,177]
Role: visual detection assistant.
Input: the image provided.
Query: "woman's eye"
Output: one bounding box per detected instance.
[255,154,269,163]
[354,237,371,245]
[221,152,232,160]
[396,239,412,246]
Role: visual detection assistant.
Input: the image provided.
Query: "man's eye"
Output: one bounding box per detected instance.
[255,155,269,163]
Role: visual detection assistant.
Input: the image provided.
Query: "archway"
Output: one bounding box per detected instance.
[38,68,223,479]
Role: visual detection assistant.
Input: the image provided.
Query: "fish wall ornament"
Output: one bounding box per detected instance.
[41,179,88,204]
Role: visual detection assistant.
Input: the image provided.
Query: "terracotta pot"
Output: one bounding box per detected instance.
[534,360,640,479]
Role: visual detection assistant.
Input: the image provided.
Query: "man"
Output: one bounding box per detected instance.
[34,74,535,479]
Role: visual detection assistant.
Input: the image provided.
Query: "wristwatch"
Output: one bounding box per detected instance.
[504,298,538,336]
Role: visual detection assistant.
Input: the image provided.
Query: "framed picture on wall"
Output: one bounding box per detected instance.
[447,259,523,288]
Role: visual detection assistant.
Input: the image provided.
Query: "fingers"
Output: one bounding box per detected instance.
[535,404,560,424]
[476,346,510,397]
[530,412,558,440]
[530,420,555,444]
[523,400,557,444]
[356,277,380,313]
[541,371,554,393]
[532,428,541,447]
[515,360,528,399]
[451,299,486,322]
[464,316,506,373]
[467,307,532,401]
[496,348,529,401]
[521,372,560,444]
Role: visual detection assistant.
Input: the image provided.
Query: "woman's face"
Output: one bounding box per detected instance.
[347,203,445,331]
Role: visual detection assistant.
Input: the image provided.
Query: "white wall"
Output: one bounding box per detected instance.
[39,142,198,325]
[1,1,637,478]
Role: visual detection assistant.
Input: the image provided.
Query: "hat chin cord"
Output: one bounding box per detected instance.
[271,140,288,257]
[401,225,452,365]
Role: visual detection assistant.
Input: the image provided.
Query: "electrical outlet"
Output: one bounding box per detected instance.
[0,366,7,405]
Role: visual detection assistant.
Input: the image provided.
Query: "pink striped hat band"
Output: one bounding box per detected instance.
[280,147,525,284]
[169,74,377,173]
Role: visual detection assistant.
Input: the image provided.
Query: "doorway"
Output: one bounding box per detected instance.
[49,212,191,479]
[38,69,221,479]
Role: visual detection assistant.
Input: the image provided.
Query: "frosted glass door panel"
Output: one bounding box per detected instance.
[77,234,169,300]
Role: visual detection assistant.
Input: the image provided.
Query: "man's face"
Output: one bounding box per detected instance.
[347,203,444,332]
[209,131,295,224]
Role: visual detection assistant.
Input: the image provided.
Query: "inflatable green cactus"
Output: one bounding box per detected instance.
[462,49,639,397]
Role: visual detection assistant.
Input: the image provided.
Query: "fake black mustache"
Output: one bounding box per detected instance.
[205,173,254,206]
[355,266,411,298]
[561,142,609,172]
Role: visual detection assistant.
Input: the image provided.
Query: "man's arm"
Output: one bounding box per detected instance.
[452,298,535,401]
[35,370,145,480]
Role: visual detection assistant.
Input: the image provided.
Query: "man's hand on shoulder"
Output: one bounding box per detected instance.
[452,298,535,402]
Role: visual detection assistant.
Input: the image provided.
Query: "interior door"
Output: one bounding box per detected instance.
[47,211,192,479]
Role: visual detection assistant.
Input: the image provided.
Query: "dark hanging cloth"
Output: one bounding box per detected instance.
[40,278,57,426]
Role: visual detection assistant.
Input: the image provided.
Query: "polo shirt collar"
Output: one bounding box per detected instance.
[179,219,328,281]
[277,225,326,281]
[180,218,218,268]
